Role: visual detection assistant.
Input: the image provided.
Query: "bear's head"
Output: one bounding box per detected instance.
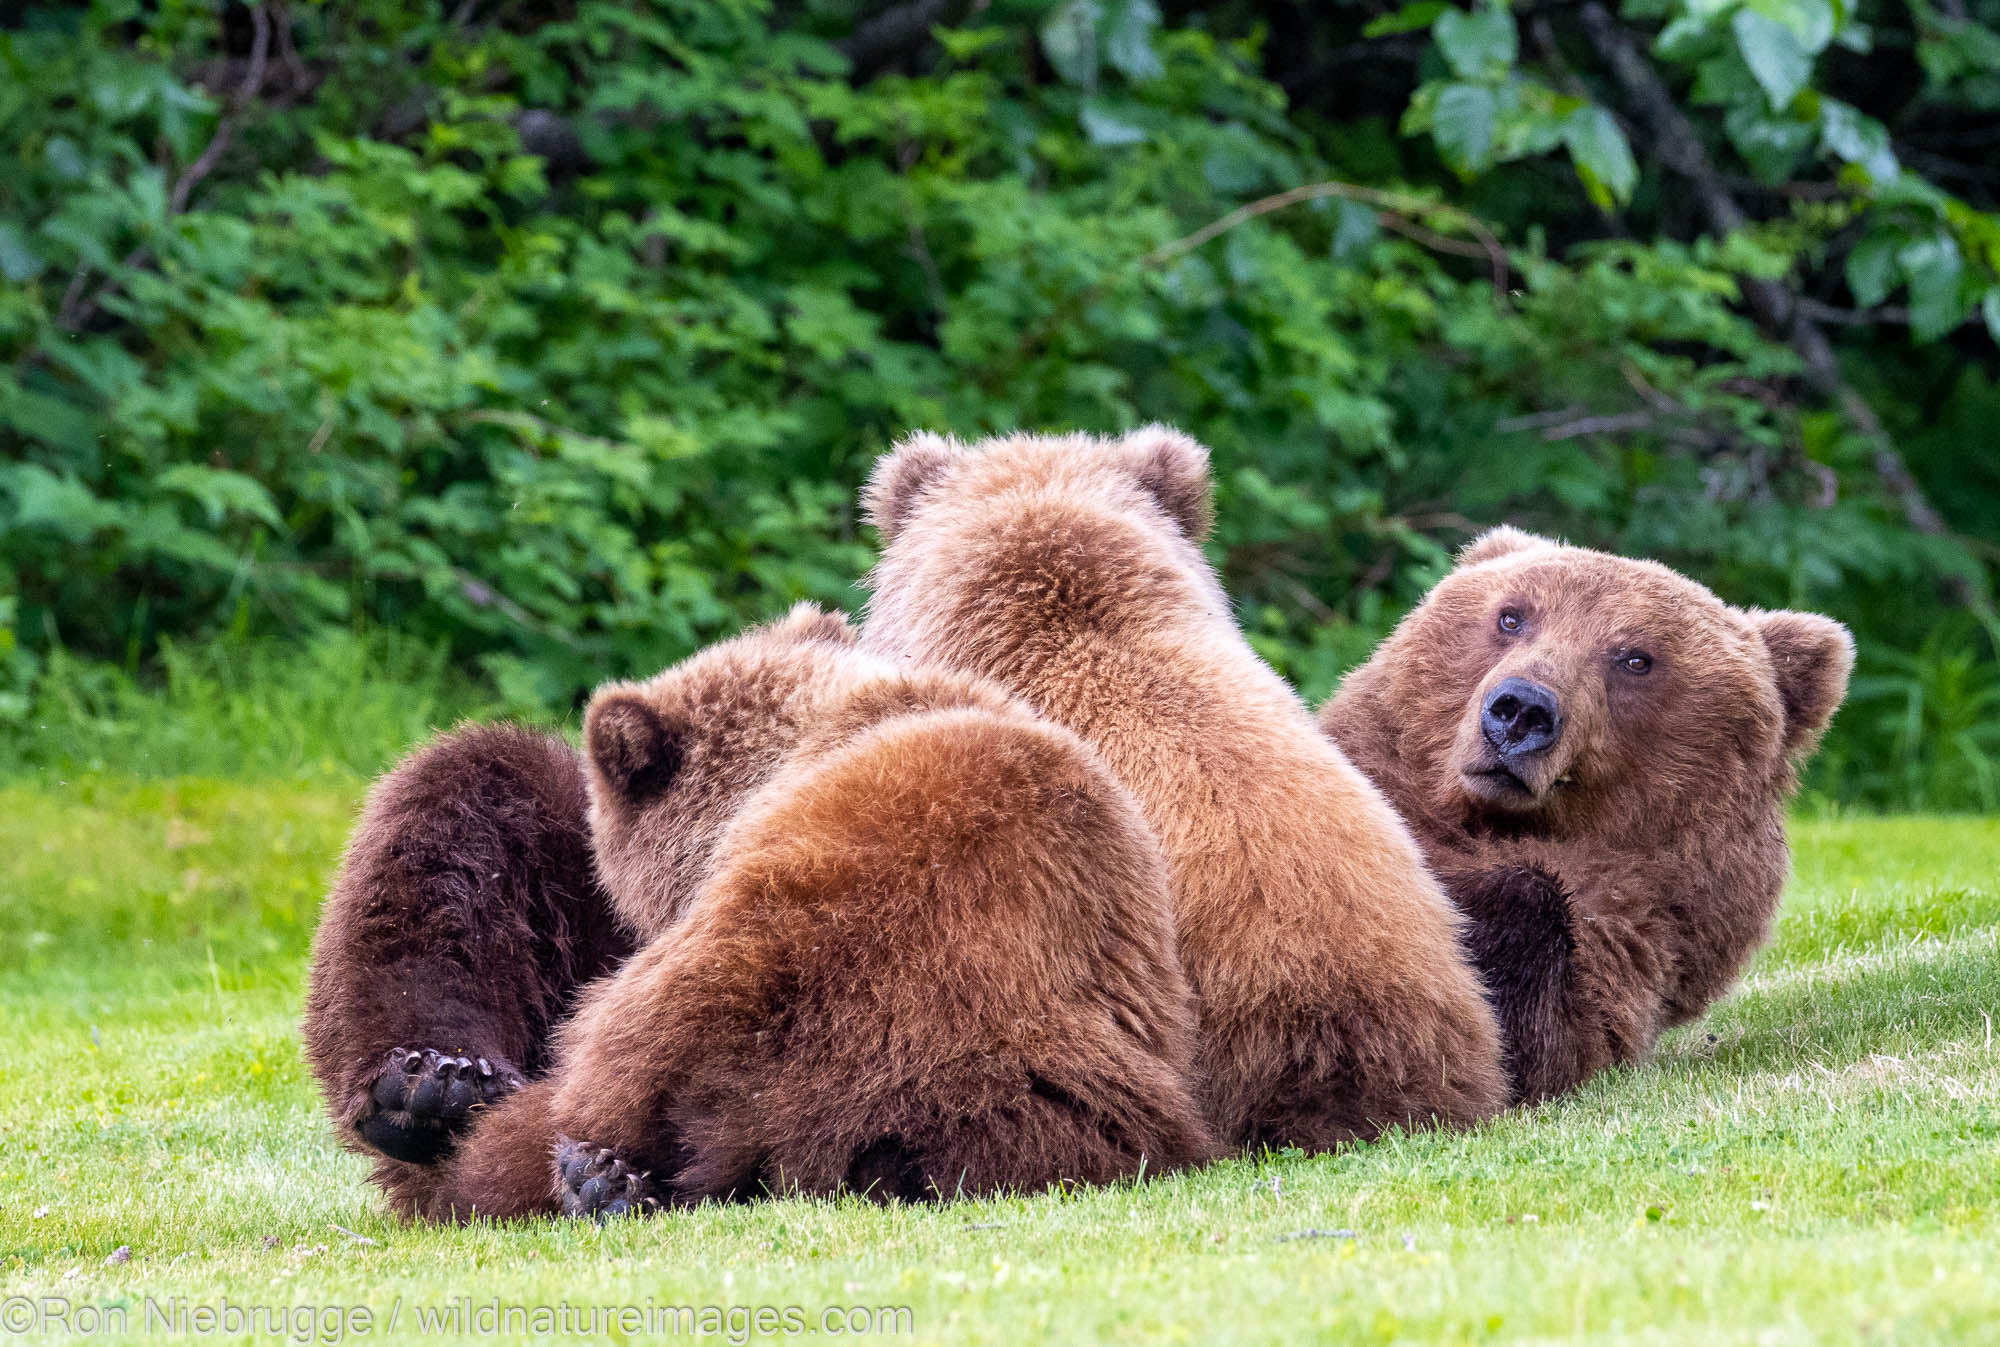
[861,426,1223,648]
[1339,527,1852,841]
[581,603,864,933]
[864,425,1214,548]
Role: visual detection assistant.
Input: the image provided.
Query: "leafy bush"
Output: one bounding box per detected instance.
[2,0,1995,803]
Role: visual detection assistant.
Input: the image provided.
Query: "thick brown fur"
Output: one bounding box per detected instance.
[859,429,1508,1151]
[421,606,1212,1220]
[301,724,635,1212]
[1320,527,1853,1102]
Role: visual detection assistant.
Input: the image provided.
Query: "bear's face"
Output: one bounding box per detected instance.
[1383,528,1851,837]
[581,604,865,931]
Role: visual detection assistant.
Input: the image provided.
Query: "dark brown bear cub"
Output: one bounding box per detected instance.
[421,606,1211,1219]
[860,429,1507,1152]
[1320,527,1853,1103]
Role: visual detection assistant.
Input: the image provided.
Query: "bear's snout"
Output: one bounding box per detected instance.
[1481,678,1563,760]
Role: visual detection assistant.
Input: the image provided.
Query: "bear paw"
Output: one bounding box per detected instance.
[356,1047,522,1165]
[556,1138,663,1219]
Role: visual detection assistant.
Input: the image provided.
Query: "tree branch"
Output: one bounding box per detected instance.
[1578,2,1958,550]
[1143,179,1510,298]
[980,178,1513,394]
[59,4,272,333]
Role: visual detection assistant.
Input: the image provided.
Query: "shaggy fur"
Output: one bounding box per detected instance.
[1320,527,1853,1102]
[418,606,1211,1220]
[859,429,1508,1151]
[300,725,634,1211]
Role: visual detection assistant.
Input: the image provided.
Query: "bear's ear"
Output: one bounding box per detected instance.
[861,432,966,543]
[1121,424,1213,542]
[1458,525,1557,567]
[584,692,686,802]
[1753,610,1854,757]
[773,602,858,647]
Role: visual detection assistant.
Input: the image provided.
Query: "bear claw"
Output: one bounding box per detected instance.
[355,1046,522,1165]
[555,1137,662,1219]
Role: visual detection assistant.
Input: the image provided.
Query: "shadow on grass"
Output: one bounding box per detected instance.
[1657,930,2000,1077]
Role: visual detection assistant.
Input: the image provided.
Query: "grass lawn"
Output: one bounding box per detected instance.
[2,778,1996,1345]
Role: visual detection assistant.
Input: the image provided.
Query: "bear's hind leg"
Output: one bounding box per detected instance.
[303,725,633,1170]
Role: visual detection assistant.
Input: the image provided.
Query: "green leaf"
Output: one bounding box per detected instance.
[1431,82,1498,174]
[0,464,121,541]
[1690,52,1762,107]
[1747,0,1836,54]
[1363,0,1451,38]
[1819,99,1899,184]
[1724,103,1816,183]
[1900,234,1969,342]
[1844,231,1900,308]
[1102,0,1165,82]
[0,222,42,282]
[1732,8,1812,110]
[1079,100,1147,146]
[156,465,286,531]
[1331,198,1381,262]
[1984,289,2000,344]
[1563,106,1637,208]
[1434,5,1518,79]
[43,136,87,180]
[1038,0,1101,89]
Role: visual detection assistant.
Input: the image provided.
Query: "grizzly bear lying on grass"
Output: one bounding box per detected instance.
[1320,527,1853,1103]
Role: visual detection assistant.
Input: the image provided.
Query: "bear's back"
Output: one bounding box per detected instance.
[865,473,1465,1004]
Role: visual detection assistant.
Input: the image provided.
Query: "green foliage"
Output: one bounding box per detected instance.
[1,0,1996,804]
[1835,619,2000,811]
[0,628,503,785]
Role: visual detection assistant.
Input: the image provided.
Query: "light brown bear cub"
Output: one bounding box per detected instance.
[860,429,1508,1151]
[1320,527,1853,1103]
[420,605,1212,1219]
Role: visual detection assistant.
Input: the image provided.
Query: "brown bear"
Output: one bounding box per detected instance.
[411,605,1212,1219]
[858,428,1509,1152]
[1319,527,1853,1103]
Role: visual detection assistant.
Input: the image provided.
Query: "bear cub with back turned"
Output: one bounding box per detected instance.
[860,428,1508,1152]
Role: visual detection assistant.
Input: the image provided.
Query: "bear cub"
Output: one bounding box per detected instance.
[860,428,1508,1152]
[1321,527,1853,1102]
[418,605,1213,1219]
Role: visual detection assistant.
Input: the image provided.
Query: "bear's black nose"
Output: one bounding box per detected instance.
[1481,677,1562,759]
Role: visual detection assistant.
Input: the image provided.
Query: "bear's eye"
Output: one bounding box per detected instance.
[1497,608,1525,634]
[1619,651,1653,675]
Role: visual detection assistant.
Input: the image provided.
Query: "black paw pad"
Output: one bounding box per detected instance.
[556,1137,662,1219]
[355,1047,523,1165]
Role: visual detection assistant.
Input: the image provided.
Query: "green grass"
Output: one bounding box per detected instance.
[2,783,1996,1346]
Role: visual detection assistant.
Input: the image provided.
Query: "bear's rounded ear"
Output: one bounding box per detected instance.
[1121,424,1214,542]
[774,602,858,647]
[584,692,686,802]
[1753,610,1854,757]
[1458,525,1557,567]
[861,432,966,544]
